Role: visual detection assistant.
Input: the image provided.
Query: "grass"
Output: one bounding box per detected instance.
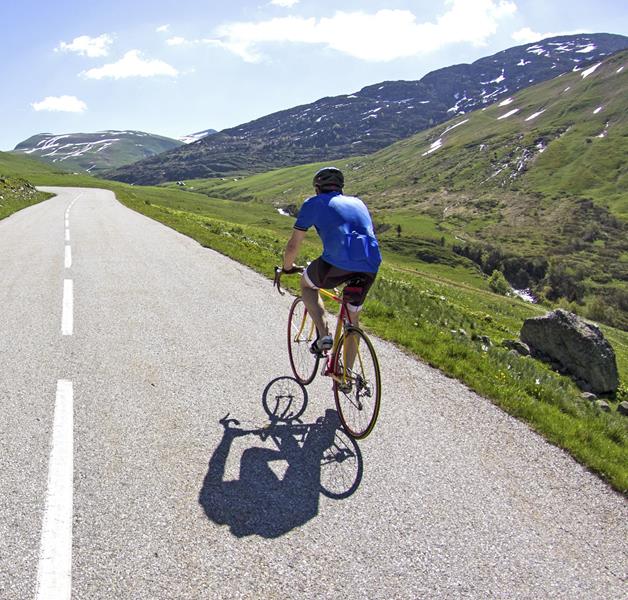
[0,176,51,220]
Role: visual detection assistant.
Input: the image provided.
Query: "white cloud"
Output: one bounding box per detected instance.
[270,0,300,7]
[31,95,87,113]
[156,24,170,33]
[511,27,586,44]
[56,34,113,58]
[166,36,187,46]
[82,50,179,79]
[205,1,517,63]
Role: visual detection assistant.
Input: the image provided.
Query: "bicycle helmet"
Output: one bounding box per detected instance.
[313,166,344,191]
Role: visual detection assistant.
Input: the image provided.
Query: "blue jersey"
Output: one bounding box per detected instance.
[294,191,382,273]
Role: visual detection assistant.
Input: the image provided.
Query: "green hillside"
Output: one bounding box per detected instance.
[174,50,628,329]
[0,175,50,220]
[0,153,62,217]
[11,130,183,174]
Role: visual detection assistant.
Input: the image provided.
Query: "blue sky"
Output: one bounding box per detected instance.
[1,0,626,149]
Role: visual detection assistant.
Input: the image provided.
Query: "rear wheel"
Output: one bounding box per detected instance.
[333,327,381,439]
[287,297,320,385]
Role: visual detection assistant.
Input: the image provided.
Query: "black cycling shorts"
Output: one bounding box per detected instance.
[303,258,376,309]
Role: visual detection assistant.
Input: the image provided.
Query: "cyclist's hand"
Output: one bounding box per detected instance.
[282,264,304,274]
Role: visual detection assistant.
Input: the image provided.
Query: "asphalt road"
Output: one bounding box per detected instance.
[0,187,626,599]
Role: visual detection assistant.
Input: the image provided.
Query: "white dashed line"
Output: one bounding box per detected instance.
[35,379,74,600]
[62,280,73,336]
[64,246,72,269]
[64,229,70,242]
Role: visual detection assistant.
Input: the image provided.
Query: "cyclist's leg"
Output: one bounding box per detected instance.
[300,272,329,340]
[343,306,361,371]
[342,274,376,370]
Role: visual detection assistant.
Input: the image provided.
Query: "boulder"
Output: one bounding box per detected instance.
[520,309,619,394]
[618,402,628,417]
[595,400,611,412]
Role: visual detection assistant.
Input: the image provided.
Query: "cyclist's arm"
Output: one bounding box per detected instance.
[283,228,307,271]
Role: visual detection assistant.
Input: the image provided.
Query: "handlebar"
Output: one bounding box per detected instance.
[273,265,304,295]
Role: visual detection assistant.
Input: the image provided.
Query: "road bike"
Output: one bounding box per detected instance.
[274,267,381,439]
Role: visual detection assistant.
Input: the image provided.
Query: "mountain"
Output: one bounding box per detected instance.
[105,33,628,185]
[12,130,183,174]
[180,50,628,328]
[179,129,217,144]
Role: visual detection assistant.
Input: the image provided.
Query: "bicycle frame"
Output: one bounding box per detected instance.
[312,288,360,385]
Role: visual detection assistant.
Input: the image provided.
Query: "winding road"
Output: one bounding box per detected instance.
[0,187,625,599]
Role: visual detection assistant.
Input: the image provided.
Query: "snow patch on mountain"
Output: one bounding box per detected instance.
[498,108,520,120]
[525,109,545,121]
[447,95,469,114]
[422,138,443,156]
[499,97,513,106]
[179,129,215,144]
[491,70,506,84]
[581,63,602,78]
[442,119,469,135]
[527,45,546,56]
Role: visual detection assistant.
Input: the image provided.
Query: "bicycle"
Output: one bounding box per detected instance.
[274,266,381,439]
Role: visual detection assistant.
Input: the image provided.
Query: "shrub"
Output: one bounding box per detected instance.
[488,270,510,295]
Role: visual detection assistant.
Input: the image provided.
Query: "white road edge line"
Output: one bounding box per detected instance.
[62,280,73,336]
[64,246,72,269]
[35,380,74,600]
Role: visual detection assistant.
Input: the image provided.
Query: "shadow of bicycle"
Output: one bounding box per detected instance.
[198,376,363,538]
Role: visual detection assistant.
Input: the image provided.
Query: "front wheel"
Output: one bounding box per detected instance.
[333,327,381,439]
[287,297,320,385]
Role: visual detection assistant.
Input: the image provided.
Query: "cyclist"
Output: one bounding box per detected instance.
[282,166,382,355]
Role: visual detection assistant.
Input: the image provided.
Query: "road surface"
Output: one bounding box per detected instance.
[0,187,625,599]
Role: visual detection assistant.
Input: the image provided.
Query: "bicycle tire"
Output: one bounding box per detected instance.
[333,326,381,439]
[287,296,320,385]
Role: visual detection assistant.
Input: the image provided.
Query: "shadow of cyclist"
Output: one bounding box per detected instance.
[199,379,362,538]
